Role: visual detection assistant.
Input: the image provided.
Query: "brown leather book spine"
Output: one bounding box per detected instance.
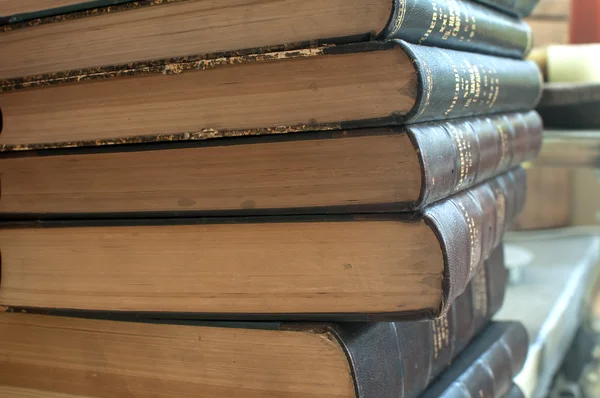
[423,167,525,316]
[413,110,542,208]
[333,244,508,398]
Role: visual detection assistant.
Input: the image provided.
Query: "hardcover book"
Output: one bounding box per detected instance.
[0,169,524,319]
[0,41,542,151]
[0,111,542,217]
[0,245,507,398]
[0,0,532,80]
[421,321,529,398]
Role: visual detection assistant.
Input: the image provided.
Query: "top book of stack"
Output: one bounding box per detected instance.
[0,0,534,83]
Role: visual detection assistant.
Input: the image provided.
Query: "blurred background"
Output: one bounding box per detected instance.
[498,1,600,396]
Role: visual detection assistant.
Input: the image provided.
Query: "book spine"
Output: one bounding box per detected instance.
[411,110,542,208]
[333,244,508,398]
[380,0,533,59]
[472,0,539,17]
[397,41,543,124]
[423,167,524,316]
[429,322,529,398]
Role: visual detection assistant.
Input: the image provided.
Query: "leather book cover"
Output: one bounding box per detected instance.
[413,110,542,209]
[421,321,529,398]
[423,167,525,315]
[379,0,532,58]
[331,244,508,398]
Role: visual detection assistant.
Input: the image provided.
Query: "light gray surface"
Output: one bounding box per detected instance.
[497,233,600,398]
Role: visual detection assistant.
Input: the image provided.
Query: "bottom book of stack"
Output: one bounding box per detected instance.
[0,245,528,397]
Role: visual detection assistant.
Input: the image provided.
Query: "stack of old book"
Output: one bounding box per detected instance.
[0,0,541,396]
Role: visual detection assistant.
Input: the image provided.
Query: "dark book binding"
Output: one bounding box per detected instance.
[2,0,531,59]
[380,0,532,58]
[412,110,542,208]
[0,168,524,320]
[0,110,541,216]
[331,244,508,398]
[0,41,542,152]
[421,321,529,398]
[472,0,539,17]
[395,41,542,124]
[423,167,525,315]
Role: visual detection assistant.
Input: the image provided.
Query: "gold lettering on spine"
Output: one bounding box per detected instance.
[473,64,481,103]
[494,188,506,233]
[423,0,477,43]
[478,66,500,109]
[419,0,438,44]
[439,8,449,36]
[497,121,508,168]
[469,14,476,41]
[432,315,450,359]
[440,51,460,116]
[451,3,461,37]
[473,264,488,317]
[457,200,480,273]
[442,54,502,117]
[489,76,500,108]
[447,124,472,191]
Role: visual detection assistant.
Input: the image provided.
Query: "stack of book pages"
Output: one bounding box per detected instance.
[0,0,542,396]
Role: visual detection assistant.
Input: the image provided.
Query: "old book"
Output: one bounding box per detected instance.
[0,169,524,319]
[0,41,542,152]
[0,0,533,81]
[0,245,507,398]
[473,0,539,16]
[421,322,528,398]
[0,111,542,217]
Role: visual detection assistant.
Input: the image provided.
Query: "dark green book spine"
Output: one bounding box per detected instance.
[380,0,533,59]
